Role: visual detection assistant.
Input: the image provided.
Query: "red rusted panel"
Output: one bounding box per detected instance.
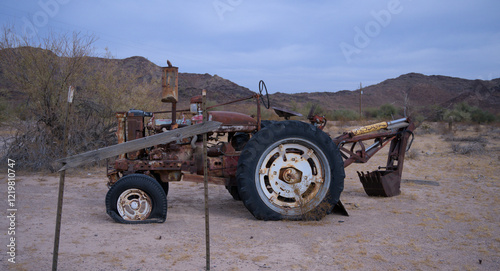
[209,111,257,126]
[223,155,239,178]
[207,111,257,133]
[161,65,178,103]
[116,112,126,159]
[114,159,129,171]
[190,95,202,103]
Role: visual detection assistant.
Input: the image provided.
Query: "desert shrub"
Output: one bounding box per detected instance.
[450,142,485,155]
[405,148,420,160]
[364,103,400,119]
[470,108,496,123]
[301,102,324,118]
[416,122,436,135]
[444,135,488,155]
[443,135,488,144]
[420,105,446,121]
[327,109,359,121]
[444,102,496,125]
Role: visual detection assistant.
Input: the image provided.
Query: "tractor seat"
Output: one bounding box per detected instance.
[272,106,303,120]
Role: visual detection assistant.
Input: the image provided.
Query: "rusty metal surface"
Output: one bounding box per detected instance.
[106,171,120,187]
[208,111,257,133]
[351,121,415,197]
[339,135,397,168]
[332,118,415,169]
[182,173,228,186]
[161,65,178,103]
[272,106,303,120]
[209,111,257,126]
[114,158,194,172]
[126,111,146,160]
[158,170,182,182]
[257,142,326,209]
[358,171,401,197]
[116,112,126,159]
[117,188,153,221]
[222,155,239,178]
[215,125,257,133]
[190,95,202,104]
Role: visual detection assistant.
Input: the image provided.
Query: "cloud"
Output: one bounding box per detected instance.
[1,0,499,93]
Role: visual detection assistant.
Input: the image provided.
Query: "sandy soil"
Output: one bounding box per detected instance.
[1,123,499,270]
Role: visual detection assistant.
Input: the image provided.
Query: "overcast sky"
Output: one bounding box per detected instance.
[1,0,499,93]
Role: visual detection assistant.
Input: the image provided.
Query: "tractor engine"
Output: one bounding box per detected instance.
[108,107,255,188]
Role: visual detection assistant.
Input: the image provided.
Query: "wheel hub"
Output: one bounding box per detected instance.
[258,142,326,210]
[280,167,302,184]
[117,189,152,221]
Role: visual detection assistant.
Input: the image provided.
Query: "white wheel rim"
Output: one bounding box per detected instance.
[117,189,152,221]
[255,138,330,215]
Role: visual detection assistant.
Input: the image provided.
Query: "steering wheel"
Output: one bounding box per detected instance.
[258,80,270,109]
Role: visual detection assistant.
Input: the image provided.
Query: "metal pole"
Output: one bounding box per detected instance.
[202,89,210,270]
[52,168,65,271]
[52,86,74,271]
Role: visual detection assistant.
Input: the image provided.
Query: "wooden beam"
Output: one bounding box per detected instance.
[56,121,222,171]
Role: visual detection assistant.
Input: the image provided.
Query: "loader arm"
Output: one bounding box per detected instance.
[332,118,416,197]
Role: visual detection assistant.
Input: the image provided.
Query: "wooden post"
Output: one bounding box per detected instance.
[56,121,221,171]
[52,86,74,270]
[202,89,211,270]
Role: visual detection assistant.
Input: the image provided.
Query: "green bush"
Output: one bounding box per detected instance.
[444,102,496,124]
[327,109,359,121]
[364,103,400,119]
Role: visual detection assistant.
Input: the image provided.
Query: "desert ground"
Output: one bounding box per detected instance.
[1,122,499,270]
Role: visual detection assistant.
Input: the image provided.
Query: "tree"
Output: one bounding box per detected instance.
[0,26,135,170]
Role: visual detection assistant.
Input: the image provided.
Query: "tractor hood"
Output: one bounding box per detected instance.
[208,111,257,133]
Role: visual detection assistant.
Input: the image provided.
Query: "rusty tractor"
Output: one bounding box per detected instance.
[104,64,415,223]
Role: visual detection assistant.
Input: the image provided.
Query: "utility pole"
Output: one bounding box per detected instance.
[202,89,211,271]
[359,82,363,119]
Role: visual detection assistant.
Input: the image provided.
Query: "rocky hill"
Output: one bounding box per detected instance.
[270,73,500,116]
[1,47,499,116]
[90,55,500,116]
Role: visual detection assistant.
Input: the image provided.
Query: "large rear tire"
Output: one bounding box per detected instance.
[106,174,167,224]
[237,121,345,220]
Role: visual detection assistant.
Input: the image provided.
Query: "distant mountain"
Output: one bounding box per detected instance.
[98,56,500,115]
[1,47,499,116]
[270,73,500,115]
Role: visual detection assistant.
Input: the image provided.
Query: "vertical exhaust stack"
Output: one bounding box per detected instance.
[161,60,178,103]
[161,60,179,125]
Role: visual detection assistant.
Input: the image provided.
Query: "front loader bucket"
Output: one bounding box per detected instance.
[357,170,401,197]
[356,121,415,197]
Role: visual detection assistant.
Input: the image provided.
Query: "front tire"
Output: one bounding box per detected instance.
[106,174,167,224]
[237,121,345,220]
